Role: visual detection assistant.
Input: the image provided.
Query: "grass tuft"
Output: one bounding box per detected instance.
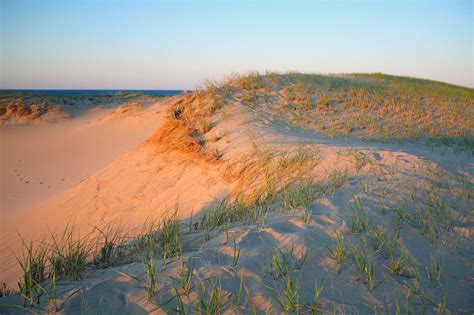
[329,234,346,273]
[16,237,47,306]
[349,197,370,233]
[277,275,301,314]
[48,227,91,281]
[194,278,229,314]
[158,211,182,264]
[351,241,376,291]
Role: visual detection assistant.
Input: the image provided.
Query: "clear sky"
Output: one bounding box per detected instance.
[1,0,472,89]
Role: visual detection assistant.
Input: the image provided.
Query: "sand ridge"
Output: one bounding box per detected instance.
[1,74,473,314]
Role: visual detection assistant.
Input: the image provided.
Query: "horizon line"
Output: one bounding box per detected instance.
[1,72,472,90]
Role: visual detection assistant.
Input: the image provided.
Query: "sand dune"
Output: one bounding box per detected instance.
[1,74,473,314]
[1,102,166,214]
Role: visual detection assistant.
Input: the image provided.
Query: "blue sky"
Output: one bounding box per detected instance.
[1,0,472,89]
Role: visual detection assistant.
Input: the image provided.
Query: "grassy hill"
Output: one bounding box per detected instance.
[209,72,474,148]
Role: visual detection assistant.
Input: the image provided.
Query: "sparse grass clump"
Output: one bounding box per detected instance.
[371,226,385,252]
[93,225,126,268]
[265,249,294,280]
[308,280,324,314]
[235,71,265,91]
[328,169,349,194]
[142,254,158,299]
[175,256,194,294]
[243,201,270,227]
[16,239,47,306]
[389,245,419,278]
[339,148,372,171]
[351,242,376,291]
[277,276,301,314]
[200,197,234,232]
[194,278,229,314]
[349,197,370,233]
[282,179,314,215]
[264,246,307,280]
[426,253,443,287]
[14,227,96,307]
[436,288,448,314]
[329,234,346,273]
[116,252,159,300]
[132,219,161,253]
[284,81,314,111]
[231,238,241,269]
[158,212,182,263]
[48,228,91,281]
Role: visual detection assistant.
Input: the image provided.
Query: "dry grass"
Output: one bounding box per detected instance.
[224,145,320,206]
[146,91,223,162]
[217,72,474,148]
[147,117,204,157]
[0,98,66,123]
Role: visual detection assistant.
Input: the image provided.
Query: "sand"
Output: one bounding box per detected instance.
[1,104,164,214]
[0,78,473,314]
[0,101,168,282]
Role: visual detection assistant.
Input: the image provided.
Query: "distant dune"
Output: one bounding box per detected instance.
[1,73,473,314]
[0,101,67,125]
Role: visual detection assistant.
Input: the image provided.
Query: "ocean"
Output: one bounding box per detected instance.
[0,90,187,97]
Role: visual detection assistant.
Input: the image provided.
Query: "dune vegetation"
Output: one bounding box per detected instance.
[0,92,163,124]
[1,72,473,314]
[233,72,473,148]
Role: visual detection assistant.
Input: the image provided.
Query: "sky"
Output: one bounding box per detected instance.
[0,0,472,89]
